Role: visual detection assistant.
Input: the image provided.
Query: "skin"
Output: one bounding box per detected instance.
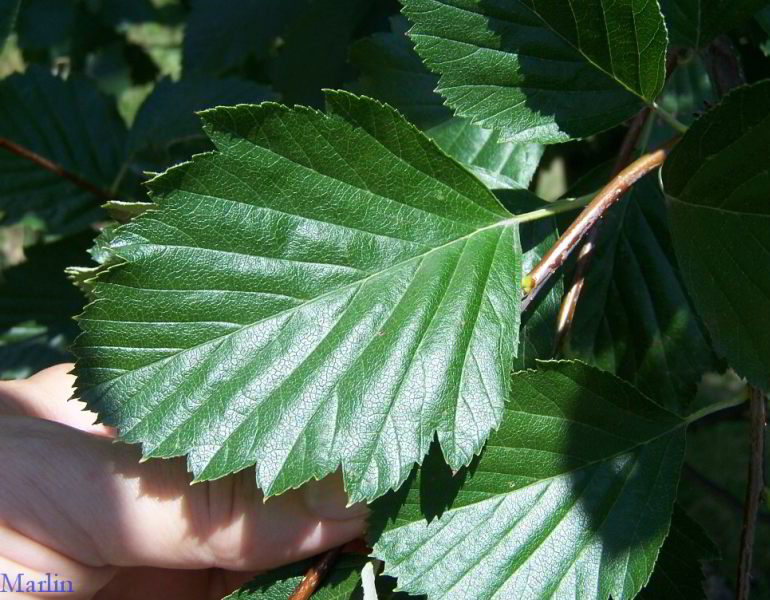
[0,364,368,599]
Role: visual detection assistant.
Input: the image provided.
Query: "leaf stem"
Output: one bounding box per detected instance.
[288,547,341,600]
[522,147,671,303]
[737,386,767,600]
[686,393,749,424]
[552,108,651,350]
[549,48,686,338]
[651,103,689,134]
[514,193,593,224]
[0,137,112,201]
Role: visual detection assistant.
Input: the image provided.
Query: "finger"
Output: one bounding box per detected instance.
[94,567,259,600]
[0,525,116,600]
[0,364,115,437]
[0,416,367,576]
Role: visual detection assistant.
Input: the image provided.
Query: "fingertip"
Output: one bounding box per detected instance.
[301,472,369,521]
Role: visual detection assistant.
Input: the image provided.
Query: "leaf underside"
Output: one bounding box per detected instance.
[370,360,685,600]
[399,0,668,143]
[662,80,770,393]
[73,91,523,504]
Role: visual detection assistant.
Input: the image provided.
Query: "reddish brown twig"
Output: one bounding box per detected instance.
[551,108,650,350]
[551,48,685,349]
[522,147,671,303]
[288,547,342,600]
[737,386,767,600]
[0,137,112,201]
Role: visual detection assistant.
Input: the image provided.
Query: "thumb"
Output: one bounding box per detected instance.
[0,416,368,575]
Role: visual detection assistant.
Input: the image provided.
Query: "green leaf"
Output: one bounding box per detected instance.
[182,0,302,75]
[351,18,543,189]
[758,7,770,57]
[499,191,563,368]
[268,0,370,106]
[0,233,91,379]
[15,0,76,51]
[662,80,770,392]
[0,0,20,49]
[370,360,686,600]
[73,92,524,503]
[399,0,668,143]
[0,66,127,234]
[564,175,718,414]
[638,505,718,599]
[225,554,413,600]
[660,0,770,48]
[126,77,276,166]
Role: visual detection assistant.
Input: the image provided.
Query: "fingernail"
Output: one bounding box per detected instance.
[301,472,369,521]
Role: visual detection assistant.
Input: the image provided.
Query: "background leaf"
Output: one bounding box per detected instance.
[0,66,126,233]
[399,0,668,143]
[564,175,718,414]
[0,232,91,378]
[662,80,770,392]
[225,554,414,599]
[638,505,719,599]
[74,92,523,504]
[182,0,293,75]
[126,76,276,168]
[0,0,19,49]
[267,0,370,106]
[370,360,686,600]
[351,18,543,189]
[660,0,770,48]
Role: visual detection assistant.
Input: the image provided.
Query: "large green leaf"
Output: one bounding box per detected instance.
[0,0,20,48]
[399,0,668,144]
[225,554,413,600]
[564,176,718,414]
[638,505,718,599]
[0,66,127,234]
[662,80,770,392]
[0,233,91,379]
[73,92,524,503]
[352,19,543,189]
[370,360,686,600]
[660,0,770,48]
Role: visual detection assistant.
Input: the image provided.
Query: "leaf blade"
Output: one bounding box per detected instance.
[351,19,543,189]
[0,66,127,234]
[370,361,686,600]
[662,80,770,392]
[399,0,668,143]
[74,92,523,503]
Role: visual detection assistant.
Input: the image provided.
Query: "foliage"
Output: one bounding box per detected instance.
[0,0,768,599]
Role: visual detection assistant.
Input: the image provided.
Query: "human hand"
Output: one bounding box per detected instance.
[0,364,367,599]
